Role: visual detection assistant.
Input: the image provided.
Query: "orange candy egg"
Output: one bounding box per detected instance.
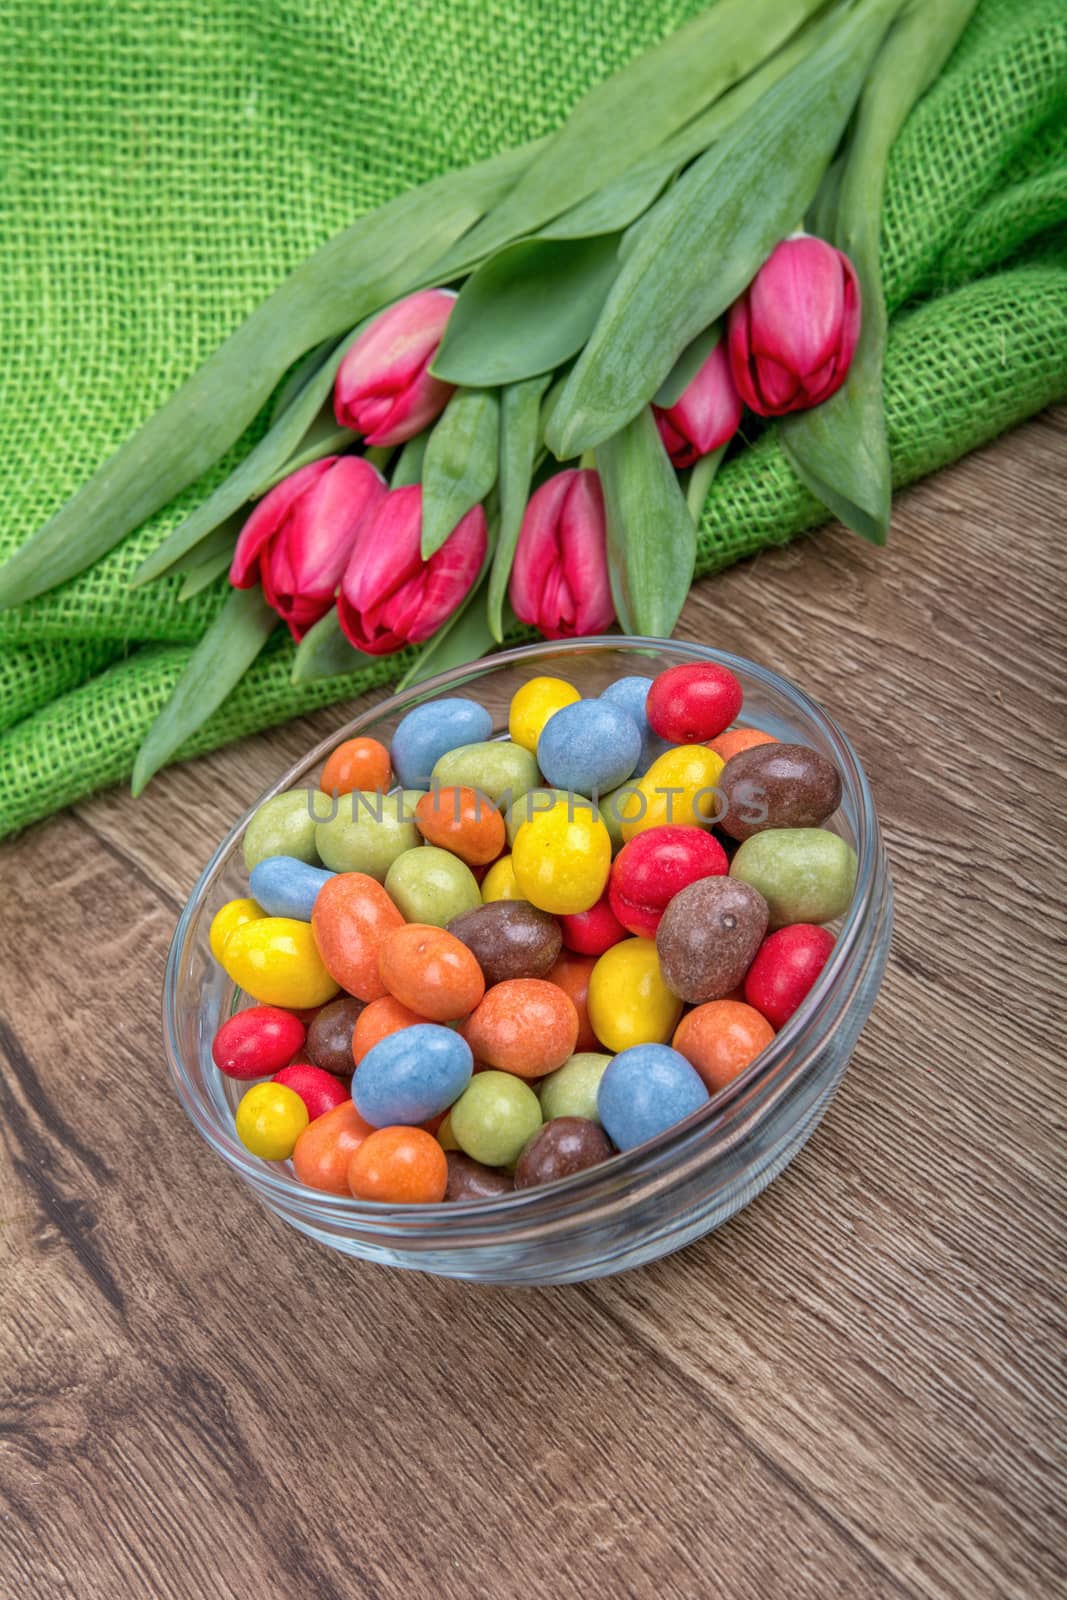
[414,785,506,866]
[292,1100,376,1195]
[546,952,602,1053]
[707,726,778,763]
[462,978,579,1079]
[319,737,392,796]
[311,873,405,1002]
[672,1000,775,1093]
[347,1125,448,1204]
[351,995,429,1066]
[378,924,485,1021]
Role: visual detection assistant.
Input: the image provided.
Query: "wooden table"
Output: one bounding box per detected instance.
[2,413,1063,1600]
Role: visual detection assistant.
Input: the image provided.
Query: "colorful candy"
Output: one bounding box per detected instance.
[209,652,858,1205]
[672,1000,775,1093]
[248,855,335,921]
[608,825,728,938]
[536,698,641,796]
[378,923,485,1020]
[221,916,339,1009]
[446,900,562,986]
[596,1044,709,1152]
[508,675,580,753]
[311,873,405,1001]
[655,876,769,1003]
[212,1004,306,1080]
[645,661,743,744]
[514,1117,613,1189]
[730,827,857,927]
[235,1081,309,1159]
[717,742,842,840]
[384,845,482,926]
[587,937,683,1051]
[462,978,579,1078]
[744,924,835,1027]
[390,697,492,789]
[353,1023,473,1126]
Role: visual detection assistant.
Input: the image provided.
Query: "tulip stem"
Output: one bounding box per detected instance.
[685,446,728,524]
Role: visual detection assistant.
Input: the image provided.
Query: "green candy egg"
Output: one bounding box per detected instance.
[432,740,540,809]
[450,1070,543,1167]
[242,789,325,871]
[315,789,424,881]
[385,846,482,927]
[538,1052,613,1124]
[730,827,857,928]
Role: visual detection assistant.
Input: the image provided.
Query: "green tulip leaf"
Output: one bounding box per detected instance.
[433,234,622,387]
[488,375,552,642]
[395,575,497,691]
[291,607,374,684]
[177,549,234,602]
[0,136,540,611]
[780,0,979,546]
[390,429,431,488]
[547,0,901,458]
[420,389,500,559]
[596,407,696,638]
[131,587,278,795]
[653,323,723,410]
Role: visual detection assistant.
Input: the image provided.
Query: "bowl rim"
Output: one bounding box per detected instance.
[163,634,882,1229]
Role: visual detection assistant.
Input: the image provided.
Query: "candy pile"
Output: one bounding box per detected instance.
[209,661,855,1205]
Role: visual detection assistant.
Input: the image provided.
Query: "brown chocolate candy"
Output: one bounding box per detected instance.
[305,996,364,1077]
[446,899,562,987]
[717,743,842,842]
[513,1116,613,1190]
[445,1150,514,1201]
[655,876,769,1003]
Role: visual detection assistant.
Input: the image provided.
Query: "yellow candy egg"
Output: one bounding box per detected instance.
[235,1082,309,1160]
[511,800,611,915]
[209,896,265,964]
[221,916,340,1009]
[508,675,580,754]
[619,744,725,841]
[587,938,684,1052]
[481,854,523,902]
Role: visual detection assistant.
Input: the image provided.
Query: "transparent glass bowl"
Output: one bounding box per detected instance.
[164,636,892,1285]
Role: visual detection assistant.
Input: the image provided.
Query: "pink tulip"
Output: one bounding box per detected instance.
[508,469,614,641]
[653,335,742,468]
[229,455,386,641]
[337,484,486,656]
[333,289,456,446]
[727,235,861,416]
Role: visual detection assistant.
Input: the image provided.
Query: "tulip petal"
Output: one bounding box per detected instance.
[334,289,457,445]
[508,472,576,627]
[228,457,334,588]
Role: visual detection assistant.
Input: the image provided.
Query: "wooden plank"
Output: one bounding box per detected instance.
[2,413,1064,1598]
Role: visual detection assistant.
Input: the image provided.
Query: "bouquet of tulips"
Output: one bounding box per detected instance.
[0,0,977,791]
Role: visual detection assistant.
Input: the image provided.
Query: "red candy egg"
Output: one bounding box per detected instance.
[646,662,743,743]
[559,893,628,956]
[272,1062,351,1121]
[211,1005,306,1080]
[608,825,728,939]
[744,924,835,1028]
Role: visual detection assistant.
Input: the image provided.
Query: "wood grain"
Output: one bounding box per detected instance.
[1,412,1064,1599]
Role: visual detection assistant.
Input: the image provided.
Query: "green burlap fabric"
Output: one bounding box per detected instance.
[0,0,1064,837]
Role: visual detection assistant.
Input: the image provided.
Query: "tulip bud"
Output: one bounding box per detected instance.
[337,484,486,656]
[727,235,861,416]
[334,289,456,446]
[653,335,741,468]
[229,455,387,641]
[508,469,614,641]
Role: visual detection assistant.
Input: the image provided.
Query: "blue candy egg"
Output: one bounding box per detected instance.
[597,1044,709,1152]
[353,1023,473,1128]
[390,698,493,790]
[536,699,642,797]
[600,675,671,773]
[248,855,335,921]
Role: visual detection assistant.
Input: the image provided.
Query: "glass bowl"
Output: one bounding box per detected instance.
[164,636,892,1285]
